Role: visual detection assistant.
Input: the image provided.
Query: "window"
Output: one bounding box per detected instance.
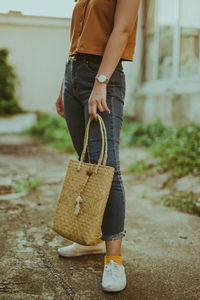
[179,0,200,77]
[143,0,200,81]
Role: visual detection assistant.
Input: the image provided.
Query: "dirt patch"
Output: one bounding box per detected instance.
[0,136,200,299]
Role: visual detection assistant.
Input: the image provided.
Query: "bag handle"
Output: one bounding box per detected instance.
[99,115,108,166]
[101,116,108,166]
[82,115,105,165]
[77,114,107,173]
[77,114,108,173]
[79,114,105,167]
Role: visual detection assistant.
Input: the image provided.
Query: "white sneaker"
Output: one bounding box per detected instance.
[57,242,106,257]
[102,260,127,292]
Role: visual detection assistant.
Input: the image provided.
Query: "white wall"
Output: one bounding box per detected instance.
[0,9,143,116]
[0,11,71,114]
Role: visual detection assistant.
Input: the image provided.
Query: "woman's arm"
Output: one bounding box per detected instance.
[97,0,141,81]
[89,0,141,120]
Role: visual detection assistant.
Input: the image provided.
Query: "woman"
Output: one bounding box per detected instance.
[56,0,140,292]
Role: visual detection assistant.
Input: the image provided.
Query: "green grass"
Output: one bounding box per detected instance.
[13,177,42,193]
[25,112,75,153]
[23,113,200,216]
[120,116,200,177]
[160,191,200,216]
[125,160,154,173]
[25,113,200,177]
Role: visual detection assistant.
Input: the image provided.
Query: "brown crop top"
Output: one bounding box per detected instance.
[69,0,139,61]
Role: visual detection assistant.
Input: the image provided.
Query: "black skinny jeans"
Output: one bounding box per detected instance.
[62,52,126,241]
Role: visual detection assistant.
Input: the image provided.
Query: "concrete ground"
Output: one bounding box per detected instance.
[0,135,199,300]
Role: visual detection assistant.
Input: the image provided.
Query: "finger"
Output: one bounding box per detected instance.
[59,99,63,110]
[88,101,92,115]
[88,100,97,120]
[56,100,65,118]
[58,109,65,118]
[101,99,110,113]
[56,98,61,110]
[97,101,104,112]
[56,101,60,114]
[58,101,64,111]
[90,103,98,121]
[59,110,65,118]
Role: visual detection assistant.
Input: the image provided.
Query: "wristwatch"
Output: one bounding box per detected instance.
[95,74,109,84]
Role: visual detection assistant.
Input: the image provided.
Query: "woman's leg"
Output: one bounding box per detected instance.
[67,54,126,254]
[83,69,126,255]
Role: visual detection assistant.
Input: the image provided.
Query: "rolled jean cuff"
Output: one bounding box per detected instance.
[99,229,126,241]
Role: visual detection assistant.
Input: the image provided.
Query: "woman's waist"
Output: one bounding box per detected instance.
[68,52,123,70]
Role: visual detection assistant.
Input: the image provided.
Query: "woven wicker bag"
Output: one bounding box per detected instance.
[52,113,115,246]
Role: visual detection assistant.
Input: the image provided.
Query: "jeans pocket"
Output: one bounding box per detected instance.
[82,59,100,74]
[108,69,122,87]
[82,58,124,77]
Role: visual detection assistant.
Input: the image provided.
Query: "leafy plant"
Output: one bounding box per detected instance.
[13,177,42,193]
[120,116,166,147]
[0,48,23,115]
[121,117,200,177]
[26,112,75,153]
[160,191,200,216]
[125,160,153,173]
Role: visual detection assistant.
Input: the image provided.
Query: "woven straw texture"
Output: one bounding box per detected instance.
[52,114,115,245]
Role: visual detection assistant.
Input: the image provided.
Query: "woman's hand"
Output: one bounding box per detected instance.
[88,81,110,121]
[56,79,65,118]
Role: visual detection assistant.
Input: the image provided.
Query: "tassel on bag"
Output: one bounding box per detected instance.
[74,195,83,215]
[74,169,93,215]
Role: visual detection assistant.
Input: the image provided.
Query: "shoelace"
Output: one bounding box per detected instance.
[105,259,121,279]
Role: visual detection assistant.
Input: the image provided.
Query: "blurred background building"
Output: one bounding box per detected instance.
[0,0,199,126]
[131,0,200,127]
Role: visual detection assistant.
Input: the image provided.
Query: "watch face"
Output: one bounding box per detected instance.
[98,74,107,83]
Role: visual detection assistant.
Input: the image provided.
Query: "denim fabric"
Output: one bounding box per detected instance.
[62,52,126,241]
